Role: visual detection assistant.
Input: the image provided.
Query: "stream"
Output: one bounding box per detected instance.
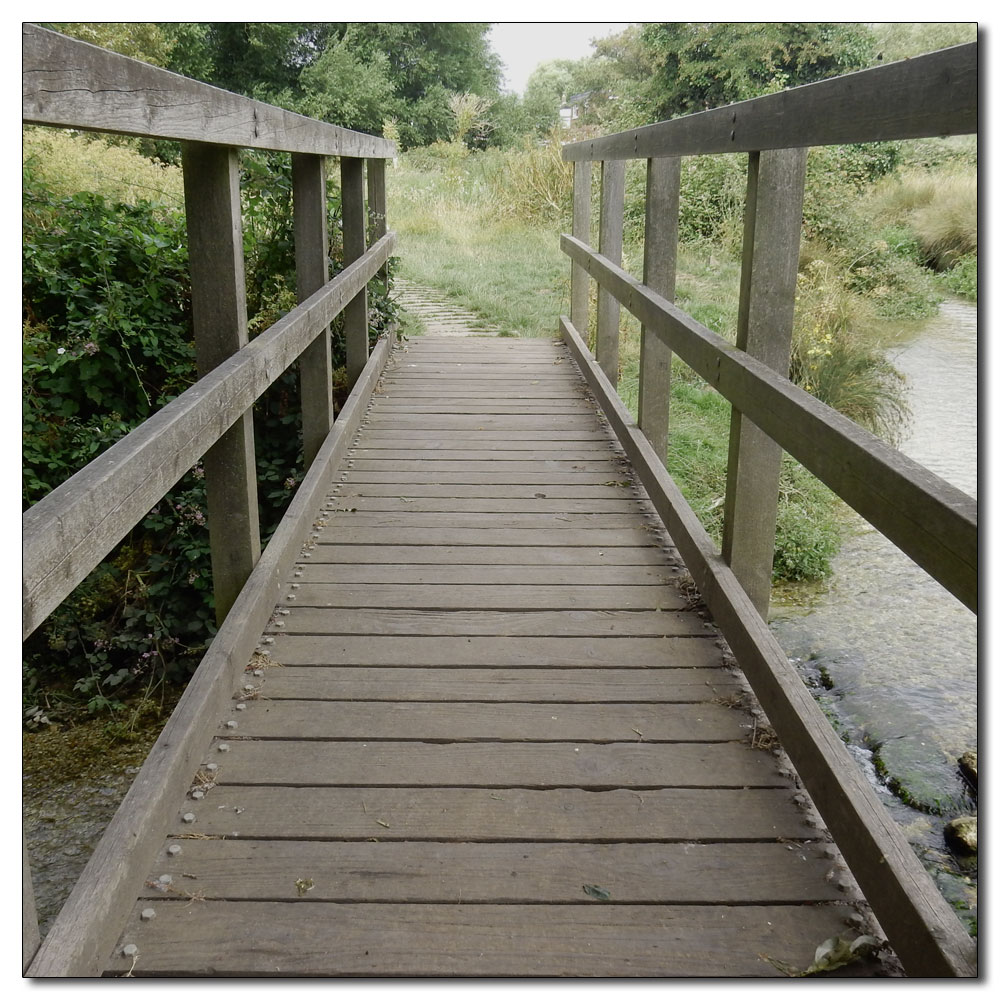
[769,299,978,926]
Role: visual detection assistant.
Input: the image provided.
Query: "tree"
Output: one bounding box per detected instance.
[598,22,877,123]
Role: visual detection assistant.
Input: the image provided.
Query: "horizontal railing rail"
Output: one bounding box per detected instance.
[22,23,395,158]
[560,43,978,977]
[561,42,977,161]
[22,25,398,974]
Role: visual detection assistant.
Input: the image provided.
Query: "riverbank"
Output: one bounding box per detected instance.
[769,299,978,934]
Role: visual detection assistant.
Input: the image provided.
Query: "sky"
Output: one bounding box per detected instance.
[488,22,631,95]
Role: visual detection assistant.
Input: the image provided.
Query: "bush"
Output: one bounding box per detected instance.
[23,136,398,716]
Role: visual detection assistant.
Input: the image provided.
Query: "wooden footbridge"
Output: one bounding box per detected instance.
[22,26,978,977]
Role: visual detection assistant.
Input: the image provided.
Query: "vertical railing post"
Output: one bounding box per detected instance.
[721,147,808,617]
[182,142,261,625]
[570,159,592,335]
[341,156,368,384]
[367,156,388,287]
[638,156,681,464]
[292,153,334,470]
[595,158,625,385]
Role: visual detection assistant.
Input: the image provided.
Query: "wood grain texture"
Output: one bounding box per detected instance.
[23,24,396,158]
[140,840,847,902]
[561,42,976,161]
[244,666,739,703]
[106,900,866,977]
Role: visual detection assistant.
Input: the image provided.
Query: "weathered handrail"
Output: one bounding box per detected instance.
[561,43,978,977]
[23,25,397,974]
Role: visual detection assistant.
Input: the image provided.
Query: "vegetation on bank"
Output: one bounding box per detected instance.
[23,21,977,727]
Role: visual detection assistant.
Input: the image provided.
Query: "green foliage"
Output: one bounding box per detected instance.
[626,22,876,121]
[22,133,397,712]
[941,254,977,301]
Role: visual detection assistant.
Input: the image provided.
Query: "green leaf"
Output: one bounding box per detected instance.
[582,884,611,901]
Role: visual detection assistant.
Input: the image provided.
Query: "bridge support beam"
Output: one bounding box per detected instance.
[341,156,369,384]
[722,147,807,618]
[182,142,262,624]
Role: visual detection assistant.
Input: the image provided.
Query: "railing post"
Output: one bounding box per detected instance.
[341,156,368,384]
[721,147,808,617]
[292,153,334,469]
[595,158,625,385]
[638,156,681,464]
[570,160,592,335]
[182,142,261,624]
[367,157,388,288]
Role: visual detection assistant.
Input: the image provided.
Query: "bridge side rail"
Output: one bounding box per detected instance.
[560,43,977,977]
[22,26,397,973]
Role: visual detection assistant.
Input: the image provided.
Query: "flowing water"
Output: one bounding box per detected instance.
[769,299,978,924]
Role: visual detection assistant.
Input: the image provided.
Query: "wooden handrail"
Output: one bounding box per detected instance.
[562,42,977,162]
[22,23,396,159]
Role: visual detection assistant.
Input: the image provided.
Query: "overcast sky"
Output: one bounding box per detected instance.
[488,22,632,95]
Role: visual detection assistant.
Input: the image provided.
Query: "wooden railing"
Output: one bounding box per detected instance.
[559,43,978,977]
[22,25,397,974]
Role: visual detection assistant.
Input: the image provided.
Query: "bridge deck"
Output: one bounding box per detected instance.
[104,335,872,977]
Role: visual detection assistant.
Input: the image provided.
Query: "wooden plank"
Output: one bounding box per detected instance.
[340,462,625,476]
[559,314,977,976]
[286,564,682,586]
[341,157,369,383]
[366,156,388,287]
[638,155,680,463]
[371,401,593,413]
[571,159,592,333]
[166,786,804,840]
[142,840,847,903]
[345,451,619,464]
[307,528,662,546]
[596,159,625,384]
[265,635,719,666]
[337,473,637,486]
[561,43,977,161]
[254,666,741,703]
[292,152,334,468]
[182,142,260,624]
[206,740,785,788]
[323,496,641,512]
[722,148,808,617]
[279,583,685,611]
[229,700,746,742]
[361,415,606,430]
[329,484,641,499]
[296,545,664,565]
[105,901,861,977]
[22,233,396,640]
[559,238,977,611]
[22,24,396,158]
[25,335,396,978]
[263,608,705,637]
[347,428,612,441]
[317,511,649,528]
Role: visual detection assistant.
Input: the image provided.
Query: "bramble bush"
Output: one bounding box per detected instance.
[23,143,397,725]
